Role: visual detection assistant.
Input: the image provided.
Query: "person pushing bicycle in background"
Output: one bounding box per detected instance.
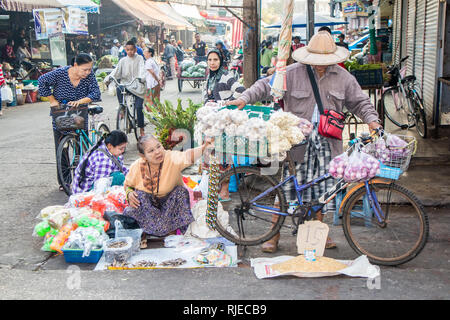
[105,41,147,137]
[38,53,101,192]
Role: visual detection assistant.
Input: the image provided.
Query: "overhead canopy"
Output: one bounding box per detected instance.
[0,0,63,12]
[0,0,99,12]
[57,0,99,13]
[266,14,349,29]
[110,0,192,30]
[170,3,204,20]
[146,1,194,31]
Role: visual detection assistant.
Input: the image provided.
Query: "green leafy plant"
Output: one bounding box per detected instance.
[143,98,202,149]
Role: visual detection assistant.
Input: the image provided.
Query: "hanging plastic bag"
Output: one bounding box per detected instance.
[1,85,13,103]
[93,177,112,194]
[197,171,209,200]
[343,148,380,183]
[107,82,116,96]
[329,152,349,179]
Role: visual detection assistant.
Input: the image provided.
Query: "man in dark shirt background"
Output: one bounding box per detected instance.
[164,39,176,79]
[336,34,349,50]
[193,33,207,63]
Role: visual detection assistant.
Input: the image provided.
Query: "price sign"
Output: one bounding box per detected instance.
[296,221,329,257]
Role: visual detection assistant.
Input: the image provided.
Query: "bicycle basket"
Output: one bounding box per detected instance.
[364,134,417,180]
[51,105,88,131]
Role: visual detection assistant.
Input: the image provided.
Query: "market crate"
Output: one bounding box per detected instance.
[213,105,272,158]
[62,247,104,264]
[350,69,383,87]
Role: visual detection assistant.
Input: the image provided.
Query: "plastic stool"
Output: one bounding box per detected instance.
[229,156,256,193]
[334,188,372,227]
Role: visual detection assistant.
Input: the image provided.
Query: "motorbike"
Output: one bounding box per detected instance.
[230,53,243,80]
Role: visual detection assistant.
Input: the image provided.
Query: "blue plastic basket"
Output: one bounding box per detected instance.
[62,248,104,263]
[376,162,403,180]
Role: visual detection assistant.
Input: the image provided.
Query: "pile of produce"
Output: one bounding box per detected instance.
[363,134,410,164]
[194,103,310,159]
[33,179,128,254]
[143,98,202,149]
[96,55,119,69]
[180,60,207,78]
[271,255,348,273]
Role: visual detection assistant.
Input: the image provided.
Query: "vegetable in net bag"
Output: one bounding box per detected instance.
[329,152,349,179]
[343,149,380,183]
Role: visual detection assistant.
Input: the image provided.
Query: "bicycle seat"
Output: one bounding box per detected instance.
[88,105,103,115]
[401,75,416,84]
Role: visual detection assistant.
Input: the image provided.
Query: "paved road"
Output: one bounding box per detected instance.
[0,80,449,300]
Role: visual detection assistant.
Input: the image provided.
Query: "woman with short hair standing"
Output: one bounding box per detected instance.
[38,53,101,190]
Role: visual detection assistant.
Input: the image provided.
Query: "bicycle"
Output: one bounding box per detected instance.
[214,130,429,266]
[55,104,110,196]
[109,76,140,141]
[380,56,427,138]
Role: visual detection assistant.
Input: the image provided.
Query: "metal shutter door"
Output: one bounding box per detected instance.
[406,0,416,75]
[414,0,425,86]
[422,0,440,121]
[392,0,402,64]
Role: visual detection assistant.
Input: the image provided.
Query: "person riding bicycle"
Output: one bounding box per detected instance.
[227,31,382,253]
[72,130,129,194]
[38,53,101,192]
[105,40,147,137]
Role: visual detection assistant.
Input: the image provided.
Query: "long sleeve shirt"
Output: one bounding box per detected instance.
[106,54,146,98]
[38,65,101,103]
[239,62,379,161]
[72,142,128,194]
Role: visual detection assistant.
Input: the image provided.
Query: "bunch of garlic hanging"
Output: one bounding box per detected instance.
[266,110,305,155]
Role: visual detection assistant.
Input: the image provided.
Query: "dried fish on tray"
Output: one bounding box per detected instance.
[159,258,187,267]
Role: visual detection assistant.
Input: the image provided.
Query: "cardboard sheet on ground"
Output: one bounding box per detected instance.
[250,255,380,279]
[94,238,238,271]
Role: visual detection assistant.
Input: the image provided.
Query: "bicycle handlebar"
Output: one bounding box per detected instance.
[348,128,383,147]
[108,76,140,88]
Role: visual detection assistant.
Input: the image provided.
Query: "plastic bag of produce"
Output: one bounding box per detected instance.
[181,60,195,71]
[329,152,349,179]
[386,134,408,159]
[187,66,196,74]
[181,71,190,78]
[343,149,380,183]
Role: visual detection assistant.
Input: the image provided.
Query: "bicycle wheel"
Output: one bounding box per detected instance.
[116,104,129,134]
[132,104,139,141]
[342,182,429,266]
[95,123,110,143]
[214,166,287,246]
[411,94,427,138]
[56,134,84,196]
[382,87,415,130]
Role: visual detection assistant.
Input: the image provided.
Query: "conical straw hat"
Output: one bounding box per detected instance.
[292,31,350,65]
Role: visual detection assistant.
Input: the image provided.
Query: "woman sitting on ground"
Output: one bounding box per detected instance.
[72,130,128,194]
[123,135,213,241]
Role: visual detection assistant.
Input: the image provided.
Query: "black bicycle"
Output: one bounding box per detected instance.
[380,56,427,138]
[109,76,140,141]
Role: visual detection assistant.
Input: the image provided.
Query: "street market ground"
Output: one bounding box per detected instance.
[0,79,449,300]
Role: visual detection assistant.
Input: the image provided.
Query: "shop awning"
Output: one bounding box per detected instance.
[170,2,207,30]
[147,1,195,31]
[110,0,193,30]
[57,0,99,14]
[0,0,63,12]
[0,0,99,13]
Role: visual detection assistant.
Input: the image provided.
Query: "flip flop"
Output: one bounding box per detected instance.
[219,197,231,202]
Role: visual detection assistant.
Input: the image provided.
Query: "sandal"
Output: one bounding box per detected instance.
[325,237,337,249]
[59,186,64,192]
[140,239,148,249]
[219,196,231,202]
[261,233,280,253]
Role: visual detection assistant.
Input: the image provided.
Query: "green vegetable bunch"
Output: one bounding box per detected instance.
[143,98,202,149]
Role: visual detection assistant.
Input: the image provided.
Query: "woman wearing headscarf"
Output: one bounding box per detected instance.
[203,49,245,104]
[227,31,381,252]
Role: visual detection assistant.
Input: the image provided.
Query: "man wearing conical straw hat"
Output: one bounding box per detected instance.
[228,31,381,253]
